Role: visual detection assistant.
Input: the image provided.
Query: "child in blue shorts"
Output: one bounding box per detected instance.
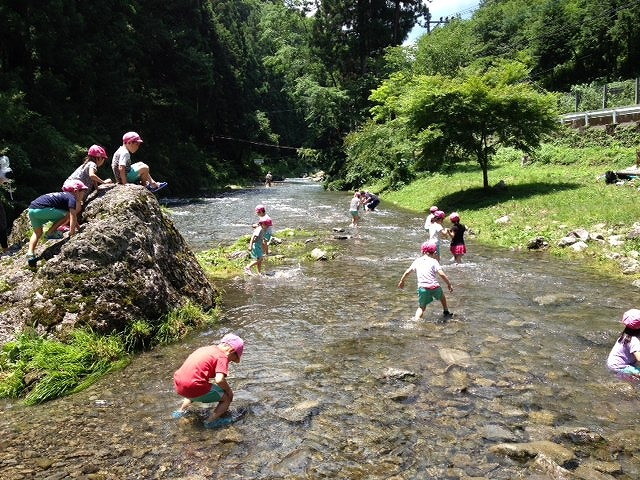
[244,220,269,275]
[398,241,454,321]
[26,180,88,267]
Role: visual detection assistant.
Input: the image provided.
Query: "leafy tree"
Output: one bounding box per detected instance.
[364,61,558,190]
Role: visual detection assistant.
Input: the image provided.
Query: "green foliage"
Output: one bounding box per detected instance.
[0,280,10,294]
[155,301,219,346]
[0,330,129,405]
[384,144,640,280]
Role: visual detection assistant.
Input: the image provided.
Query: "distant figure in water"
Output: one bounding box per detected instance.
[173,333,244,427]
[265,171,273,187]
[362,191,380,211]
[423,205,438,231]
[447,212,467,263]
[607,309,640,378]
[397,241,453,321]
[349,191,363,228]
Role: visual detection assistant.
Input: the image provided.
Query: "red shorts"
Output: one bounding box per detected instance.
[450,244,466,256]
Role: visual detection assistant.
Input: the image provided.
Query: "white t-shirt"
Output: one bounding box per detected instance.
[424,214,434,230]
[349,197,361,211]
[408,255,442,289]
[428,222,444,245]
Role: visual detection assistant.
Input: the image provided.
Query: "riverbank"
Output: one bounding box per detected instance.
[377,148,640,285]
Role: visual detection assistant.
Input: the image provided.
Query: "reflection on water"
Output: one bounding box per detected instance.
[1,179,638,479]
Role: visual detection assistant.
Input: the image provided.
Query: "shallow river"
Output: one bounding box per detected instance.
[1,179,639,479]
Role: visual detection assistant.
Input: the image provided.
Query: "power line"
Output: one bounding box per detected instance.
[211,135,300,151]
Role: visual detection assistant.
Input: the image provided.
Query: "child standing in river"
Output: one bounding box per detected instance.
[172,333,244,427]
[447,212,467,263]
[397,241,454,321]
[349,191,363,228]
[253,204,274,255]
[607,309,640,377]
[245,219,269,275]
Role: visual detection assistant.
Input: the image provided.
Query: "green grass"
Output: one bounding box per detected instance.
[196,227,340,279]
[0,301,220,405]
[382,145,640,278]
[0,329,129,405]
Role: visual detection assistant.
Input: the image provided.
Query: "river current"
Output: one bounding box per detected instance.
[1,178,638,479]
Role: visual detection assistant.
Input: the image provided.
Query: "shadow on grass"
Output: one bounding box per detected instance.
[435,182,582,212]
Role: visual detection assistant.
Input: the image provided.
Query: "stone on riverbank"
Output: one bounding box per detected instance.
[0,185,216,344]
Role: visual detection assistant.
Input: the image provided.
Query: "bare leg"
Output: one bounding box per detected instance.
[28,228,43,256]
[204,394,232,423]
[46,214,70,236]
[414,307,425,321]
[439,295,450,312]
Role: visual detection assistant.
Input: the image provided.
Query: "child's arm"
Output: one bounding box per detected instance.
[437,268,453,292]
[397,267,413,289]
[117,165,128,184]
[213,372,234,400]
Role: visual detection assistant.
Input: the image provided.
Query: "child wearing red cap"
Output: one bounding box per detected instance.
[398,241,454,321]
[253,204,274,255]
[111,131,167,192]
[447,212,467,264]
[25,180,88,268]
[607,309,640,376]
[245,219,269,275]
[173,333,244,427]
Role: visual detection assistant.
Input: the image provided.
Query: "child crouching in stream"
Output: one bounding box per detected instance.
[172,333,244,428]
[607,309,640,380]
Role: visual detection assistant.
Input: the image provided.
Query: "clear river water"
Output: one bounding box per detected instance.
[1,178,639,479]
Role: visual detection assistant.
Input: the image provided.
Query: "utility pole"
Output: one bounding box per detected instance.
[426,16,450,34]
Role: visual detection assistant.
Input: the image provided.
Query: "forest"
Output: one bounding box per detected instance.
[1,0,640,218]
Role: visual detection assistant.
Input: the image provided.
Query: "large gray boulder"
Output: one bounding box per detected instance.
[0,185,216,344]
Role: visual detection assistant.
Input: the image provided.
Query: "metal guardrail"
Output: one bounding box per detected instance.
[561,105,640,126]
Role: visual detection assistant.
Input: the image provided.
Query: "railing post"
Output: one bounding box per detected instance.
[584,113,589,127]
[574,91,580,111]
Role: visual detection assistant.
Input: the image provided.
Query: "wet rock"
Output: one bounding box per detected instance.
[219,428,244,444]
[632,279,640,289]
[332,234,351,240]
[389,384,416,402]
[580,460,622,475]
[438,348,471,367]
[570,228,590,241]
[529,410,559,426]
[488,440,576,467]
[573,465,618,480]
[554,427,606,447]
[529,453,573,479]
[608,235,624,246]
[483,424,519,442]
[533,293,579,306]
[384,367,417,381]
[495,215,511,224]
[229,250,249,260]
[310,248,327,260]
[332,227,345,232]
[34,457,55,469]
[278,400,320,423]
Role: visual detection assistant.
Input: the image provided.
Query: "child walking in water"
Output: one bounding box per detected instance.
[245,219,269,275]
[349,191,363,228]
[173,333,244,427]
[447,212,467,263]
[398,241,454,320]
[253,204,274,255]
[427,210,447,262]
[607,309,640,376]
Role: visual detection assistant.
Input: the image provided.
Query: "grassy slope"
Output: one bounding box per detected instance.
[379,145,640,279]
